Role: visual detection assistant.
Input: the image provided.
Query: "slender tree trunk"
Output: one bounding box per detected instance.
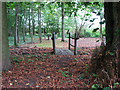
[74,16,78,33]
[23,8,26,42]
[29,4,33,43]
[38,6,42,43]
[33,19,35,35]
[31,4,33,43]
[100,16,103,42]
[25,11,27,36]
[1,2,12,71]
[78,11,86,37]
[29,5,31,36]
[17,16,20,43]
[61,2,65,41]
[57,14,60,37]
[43,29,45,39]
[14,3,18,46]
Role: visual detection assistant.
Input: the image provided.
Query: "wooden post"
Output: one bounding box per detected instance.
[74,33,77,55]
[52,32,55,54]
[68,33,71,50]
[48,35,49,40]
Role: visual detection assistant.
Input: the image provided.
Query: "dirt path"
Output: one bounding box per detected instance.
[55,38,102,49]
[19,38,103,49]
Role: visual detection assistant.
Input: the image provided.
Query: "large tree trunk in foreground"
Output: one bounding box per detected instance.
[61,2,65,42]
[89,2,120,87]
[104,2,120,77]
[1,2,12,71]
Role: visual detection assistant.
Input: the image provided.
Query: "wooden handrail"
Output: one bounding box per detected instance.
[68,32,79,55]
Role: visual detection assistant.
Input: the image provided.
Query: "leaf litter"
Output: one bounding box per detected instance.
[2,47,95,88]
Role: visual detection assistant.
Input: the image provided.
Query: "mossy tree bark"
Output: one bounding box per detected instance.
[2,2,12,71]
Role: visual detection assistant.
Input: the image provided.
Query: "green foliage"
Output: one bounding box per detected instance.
[109,52,114,56]
[103,87,110,90]
[7,2,104,46]
[11,56,22,64]
[92,84,100,88]
[58,70,69,77]
[113,82,119,88]
[92,28,99,33]
[84,32,91,37]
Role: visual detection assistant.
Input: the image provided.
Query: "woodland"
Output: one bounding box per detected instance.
[1,1,120,89]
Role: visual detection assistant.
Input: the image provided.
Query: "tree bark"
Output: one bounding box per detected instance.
[23,8,26,42]
[61,2,65,41]
[38,5,42,43]
[17,16,20,43]
[90,2,120,84]
[1,2,12,71]
[33,19,35,35]
[14,3,18,46]
[105,2,120,77]
[29,4,33,43]
[25,10,27,36]
[100,16,103,42]
[29,5,31,36]
[43,28,46,39]
[74,16,78,33]
[57,13,60,37]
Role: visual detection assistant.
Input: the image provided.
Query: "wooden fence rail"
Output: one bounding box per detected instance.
[51,32,56,54]
[68,32,79,55]
[51,32,79,55]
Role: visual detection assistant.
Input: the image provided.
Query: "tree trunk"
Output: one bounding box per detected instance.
[25,10,27,36]
[14,3,18,46]
[43,28,46,39]
[89,2,120,85]
[78,11,86,37]
[1,2,12,71]
[38,6,42,43]
[33,19,35,35]
[29,5,33,43]
[104,3,114,50]
[106,2,120,77]
[17,16,20,43]
[29,5,31,36]
[56,13,60,37]
[23,8,26,42]
[103,1,120,81]
[61,2,65,42]
[31,4,34,43]
[74,16,78,33]
[100,16,103,42]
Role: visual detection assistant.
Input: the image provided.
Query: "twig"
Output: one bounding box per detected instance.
[102,69,113,89]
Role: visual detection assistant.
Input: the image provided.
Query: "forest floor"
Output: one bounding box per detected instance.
[2,38,102,88]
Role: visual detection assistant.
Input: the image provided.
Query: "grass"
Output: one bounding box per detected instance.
[36,39,68,48]
[9,35,39,46]
[9,35,68,48]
